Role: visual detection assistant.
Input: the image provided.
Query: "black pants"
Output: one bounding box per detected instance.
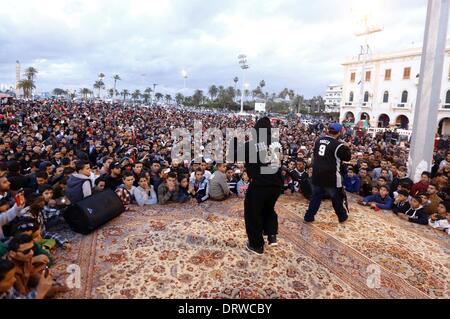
[304,185,349,222]
[244,185,281,248]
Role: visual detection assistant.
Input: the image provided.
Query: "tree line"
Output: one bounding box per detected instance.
[11,68,328,115]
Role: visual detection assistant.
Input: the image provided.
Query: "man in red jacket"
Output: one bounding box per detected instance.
[410,171,431,197]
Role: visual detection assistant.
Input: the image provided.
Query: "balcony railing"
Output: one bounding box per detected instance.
[362,102,372,108]
[441,104,450,109]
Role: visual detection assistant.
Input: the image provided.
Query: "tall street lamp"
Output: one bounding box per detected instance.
[152,83,158,105]
[238,54,249,114]
[181,69,188,90]
[352,5,383,124]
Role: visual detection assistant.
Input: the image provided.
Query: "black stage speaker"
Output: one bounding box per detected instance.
[64,189,125,234]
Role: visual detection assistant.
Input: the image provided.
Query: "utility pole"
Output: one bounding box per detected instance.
[408,0,449,182]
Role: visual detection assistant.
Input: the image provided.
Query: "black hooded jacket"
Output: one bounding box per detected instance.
[243,117,283,188]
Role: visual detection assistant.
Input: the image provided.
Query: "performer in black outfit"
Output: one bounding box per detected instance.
[304,123,351,223]
[244,117,283,255]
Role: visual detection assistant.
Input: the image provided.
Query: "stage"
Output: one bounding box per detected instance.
[53,194,449,299]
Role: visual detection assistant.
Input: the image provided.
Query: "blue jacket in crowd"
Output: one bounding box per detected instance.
[343,175,361,193]
[362,194,393,210]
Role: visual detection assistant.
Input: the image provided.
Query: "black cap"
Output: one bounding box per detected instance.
[109,162,121,170]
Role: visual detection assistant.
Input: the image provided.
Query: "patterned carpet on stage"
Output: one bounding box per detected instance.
[52,194,449,299]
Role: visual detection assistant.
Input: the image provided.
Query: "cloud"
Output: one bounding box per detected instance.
[0,0,440,98]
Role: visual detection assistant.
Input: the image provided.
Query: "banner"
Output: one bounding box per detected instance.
[255,102,266,112]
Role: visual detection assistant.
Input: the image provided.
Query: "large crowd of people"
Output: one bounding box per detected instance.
[0,99,449,298]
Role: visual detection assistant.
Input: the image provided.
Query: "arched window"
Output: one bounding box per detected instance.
[401,90,408,103]
[349,91,354,102]
[445,90,450,104]
[364,91,369,102]
[383,91,389,103]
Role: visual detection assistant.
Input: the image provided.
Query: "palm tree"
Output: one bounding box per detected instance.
[132,90,141,102]
[121,89,130,101]
[144,87,152,104]
[252,87,262,100]
[288,89,295,100]
[52,88,67,97]
[80,88,90,100]
[23,67,38,98]
[24,67,38,81]
[112,75,121,100]
[17,80,35,99]
[155,92,163,102]
[98,73,105,81]
[165,94,172,104]
[175,93,184,105]
[108,88,114,98]
[293,94,305,113]
[93,80,105,98]
[142,93,151,103]
[208,85,218,100]
[259,80,266,91]
[279,88,289,99]
[192,90,204,106]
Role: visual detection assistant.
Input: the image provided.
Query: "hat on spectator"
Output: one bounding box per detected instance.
[328,123,343,134]
[109,162,121,170]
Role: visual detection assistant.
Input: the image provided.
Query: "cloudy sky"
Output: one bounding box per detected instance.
[0,0,439,97]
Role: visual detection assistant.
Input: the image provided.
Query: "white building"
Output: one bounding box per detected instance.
[324,84,342,112]
[339,44,450,135]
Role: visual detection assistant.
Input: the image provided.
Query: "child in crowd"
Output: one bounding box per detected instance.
[176,176,191,203]
[359,185,393,211]
[376,176,388,189]
[134,175,157,206]
[281,168,294,194]
[93,176,107,194]
[398,195,428,225]
[21,196,69,248]
[428,201,450,235]
[226,166,239,195]
[371,186,380,196]
[392,189,411,215]
[157,172,180,205]
[191,169,209,203]
[39,185,65,229]
[358,168,372,197]
[392,182,412,200]
[343,167,360,194]
[236,171,250,198]
[115,171,137,210]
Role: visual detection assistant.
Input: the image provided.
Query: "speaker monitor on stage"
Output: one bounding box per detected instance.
[64,189,125,235]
